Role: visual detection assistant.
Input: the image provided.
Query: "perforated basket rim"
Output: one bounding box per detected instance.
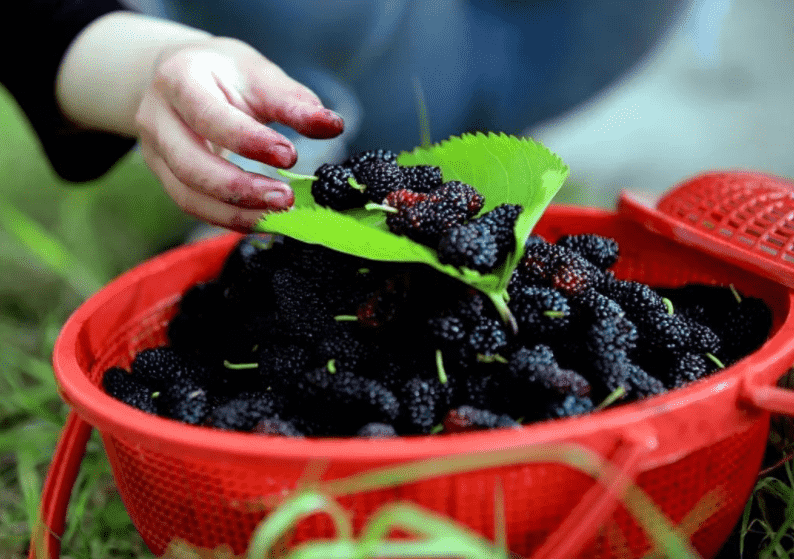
[52,206,794,465]
[619,170,794,289]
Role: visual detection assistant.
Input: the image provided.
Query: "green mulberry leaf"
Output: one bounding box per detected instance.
[254,132,568,328]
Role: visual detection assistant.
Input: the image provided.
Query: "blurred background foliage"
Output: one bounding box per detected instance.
[0,83,191,558]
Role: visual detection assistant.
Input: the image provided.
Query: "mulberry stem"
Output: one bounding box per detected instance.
[223,360,258,370]
[476,354,507,364]
[543,310,566,318]
[487,290,518,335]
[435,349,448,384]
[595,386,626,411]
[277,169,317,181]
[364,202,398,214]
[348,177,366,193]
[706,353,725,369]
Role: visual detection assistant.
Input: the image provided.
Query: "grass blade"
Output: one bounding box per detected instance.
[15,448,43,540]
[0,198,104,298]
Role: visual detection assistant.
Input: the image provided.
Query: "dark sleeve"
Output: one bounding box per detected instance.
[2,0,139,182]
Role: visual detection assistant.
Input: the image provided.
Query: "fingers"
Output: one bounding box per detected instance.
[136,88,294,230]
[248,73,346,140]
[155,51,300,168]
[136,38,343,230]
[223,45,346,140]
[155,41,344,168]
[140,141,290,232]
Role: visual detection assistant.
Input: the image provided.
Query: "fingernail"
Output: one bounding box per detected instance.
[315,109,344,128]
[269,144,295,167]
[321,109,344,124]
[305,109,345,138]
[263,189,292,208]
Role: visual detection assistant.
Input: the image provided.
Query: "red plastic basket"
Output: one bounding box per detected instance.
[37,171,794,559]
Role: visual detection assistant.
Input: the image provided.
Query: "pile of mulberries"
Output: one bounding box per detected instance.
[101,151,774,438]
[312,149,518,274]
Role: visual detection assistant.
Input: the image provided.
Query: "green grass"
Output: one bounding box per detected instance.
[0,84,192,559]
[1,81,794,559]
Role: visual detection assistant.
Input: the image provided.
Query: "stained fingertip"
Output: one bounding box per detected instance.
[268,143,298,168]
[304,109,345,139]
[319,108,344,126]
[241,139,298,168]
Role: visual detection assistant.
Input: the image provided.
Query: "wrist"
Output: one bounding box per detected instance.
[56,11,213,136]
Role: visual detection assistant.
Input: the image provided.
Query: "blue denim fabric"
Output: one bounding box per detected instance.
[148,0,686,154]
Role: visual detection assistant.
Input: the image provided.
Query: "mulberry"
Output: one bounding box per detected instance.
[209,392,281,431]
[354,159,408,203]
[400,165,443,193]
[356,275,411,328]
[437,222,501,272]
[356,422,399,438]
[102,367,158,415]
[218,234,286,296]
[166,281,234,363]
[513,243,602,296]
[398,376,447,434]
[556,234,620,270]
[512,345,590,395]
[635,310,692,357]
[579,314,662,400]
[621,363,667,399]
[428,181,485,217]
[668,353,717,388]
[315,324,371,374]
[475,204,522,251]
[271,268,334,343]
[443,405,519,432]
[685,319,722,355]
[570,289,625,322]
[509,285,571,342]
[387,198,469,246]
[383,189,429,211]
[467,316,509,361]
[297,368,400,435]
[655,284,737,326]
[311,163,367,210]
[158,377,211,425]
[130,346,202,390]
[427,313,468,350]
[524,234,548,250]
[544,394,595,419]
[257,343,312,391]
[456,373,496,409]
[344,149,398,176]
[602,279,668,319]
[437,204,521,273]
[253,416,305,437]
[719,297,773,364]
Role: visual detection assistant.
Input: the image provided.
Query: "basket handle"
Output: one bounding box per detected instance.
[28,411,93,559]
[530,427,657,559]
[740,378,794,416]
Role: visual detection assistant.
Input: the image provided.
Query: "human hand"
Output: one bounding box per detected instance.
[135,37,345,231]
